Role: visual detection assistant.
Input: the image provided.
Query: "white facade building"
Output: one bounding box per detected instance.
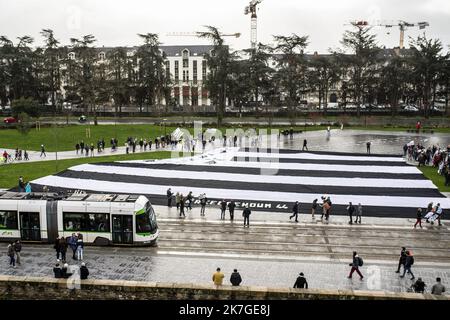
[160,45,213,109]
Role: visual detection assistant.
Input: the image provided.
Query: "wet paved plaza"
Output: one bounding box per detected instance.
[1,244,449,294]
[280,129,450,155]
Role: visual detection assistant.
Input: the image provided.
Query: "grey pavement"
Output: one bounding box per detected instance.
[1,243,449,295]
[1,205,449,294]
[154,205,449,229]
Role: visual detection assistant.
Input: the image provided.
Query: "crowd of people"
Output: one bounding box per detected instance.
[166,188,252,227]
[51,233,89,280]
[210,248,446,295]
[405,142,450,186]
[2,149,30,163]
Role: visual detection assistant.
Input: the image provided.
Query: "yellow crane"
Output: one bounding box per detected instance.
[244,0,262,49]
[349,20,429,49]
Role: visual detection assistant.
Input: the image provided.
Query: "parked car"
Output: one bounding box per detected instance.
[403,105,419,112]
[430,105,444,113]
[79,115,87,123]
[317,102,339,109]
[3,117,18,124]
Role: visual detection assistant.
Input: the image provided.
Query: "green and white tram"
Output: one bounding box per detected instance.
[0,191,158,246]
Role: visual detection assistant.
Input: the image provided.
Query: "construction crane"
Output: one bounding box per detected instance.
[244,0,262,49]
[166,32,241,38]
[350,20,429,49]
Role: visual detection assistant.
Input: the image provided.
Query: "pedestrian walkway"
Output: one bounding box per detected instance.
[154,205,449,230]
[0,139,226,164]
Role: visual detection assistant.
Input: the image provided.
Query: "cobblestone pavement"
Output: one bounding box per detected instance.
[2,207,449,295]
[1,244,449,295]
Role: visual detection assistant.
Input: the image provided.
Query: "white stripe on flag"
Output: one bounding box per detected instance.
[31,176,450,209]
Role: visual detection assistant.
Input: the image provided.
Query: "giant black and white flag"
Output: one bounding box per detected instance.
[31,148,449,218]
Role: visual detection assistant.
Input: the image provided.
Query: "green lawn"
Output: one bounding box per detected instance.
[0,124,179,152]
[0,151,173,189]
[419,166,450,193]
[2,121,450,152]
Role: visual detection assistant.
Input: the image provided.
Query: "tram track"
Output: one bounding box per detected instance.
[155,219,450,263]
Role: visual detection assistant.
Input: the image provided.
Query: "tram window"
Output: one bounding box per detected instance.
[0,210,18,229]
[136,202,156,233]
[88,213,110,232]
[136,212,151,233]
[147,205,158,230]
[63,212,110,232]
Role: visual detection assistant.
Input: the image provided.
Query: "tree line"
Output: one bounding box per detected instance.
[0,25,449,126]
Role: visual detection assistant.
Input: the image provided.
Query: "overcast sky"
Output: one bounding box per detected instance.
[1,0,449,53]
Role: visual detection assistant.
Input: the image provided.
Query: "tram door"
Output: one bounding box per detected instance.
[19,212,41,241]
[112,215,133,244]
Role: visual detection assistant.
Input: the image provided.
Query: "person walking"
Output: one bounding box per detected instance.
[40,144,46,158]
[320,197,331,221]
[186,191,193,211]
[212,267,225,286]
[220,200,227,220]
[18,176,25,192]
[302,139,308,151]
[230,269,242,286]
[54,236,61,260]
[228,200,236,221]
[395,247,407,273]
[290,201,300,222]
[414,208,423,229]
[200,193,207,216]
[347,251,364,280]
[175,192,181,212]
[80,262,90,280]
[14,240,22,265]
[431,278,446,295]
[400,251,415,280]
[347,202,355,224]
[366,141,371,154]
[59,236,67,262]
[167,188,173,207]
[68,233,78,260]
[311,199,318,219]
[75,143,80,155]
[25,182,31,193]
[7,242,16,268]
[243,206,251,227]
[179,194,186,218]
[293,272,308,289]
[435,203,443,226]
[355,203,362,224]
[76,233,84,261]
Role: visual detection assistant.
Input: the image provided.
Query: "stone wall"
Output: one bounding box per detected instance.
[0,275,447,300]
